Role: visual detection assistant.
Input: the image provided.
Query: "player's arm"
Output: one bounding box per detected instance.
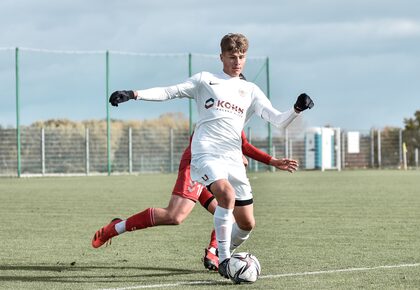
[241,131,298,173]
[261,94,314,128]
[109,84,191,106]
[241,131,271,165]
[253,86,314,128]
[133,83,193,101]
[109,75,199,106]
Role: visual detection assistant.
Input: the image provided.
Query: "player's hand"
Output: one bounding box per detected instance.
[109,90,135,107]
[269,158,299,173]
[294,93,314,112]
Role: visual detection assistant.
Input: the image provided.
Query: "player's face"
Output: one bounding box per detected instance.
[220,51,247,77]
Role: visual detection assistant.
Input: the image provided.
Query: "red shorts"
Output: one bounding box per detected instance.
[172,158,205,202]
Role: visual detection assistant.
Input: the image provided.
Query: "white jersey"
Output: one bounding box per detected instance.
[136,71,299,159]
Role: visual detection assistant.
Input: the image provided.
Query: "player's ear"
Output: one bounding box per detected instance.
[219,53,223,62]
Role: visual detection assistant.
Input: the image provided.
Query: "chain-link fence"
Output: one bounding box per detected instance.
[1,125,418,177]
[0,47,273,177]
[1,47,419,176]
[0,121,191,176]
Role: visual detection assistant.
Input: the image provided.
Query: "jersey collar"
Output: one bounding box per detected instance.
[219,71,240,80]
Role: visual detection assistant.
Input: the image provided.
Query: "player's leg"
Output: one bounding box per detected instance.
[92,158,201,249]
[198,189,219,270]
[122,194,197,231]
[231,203,254,252]
[191,155,236,278]
[199,189,218,250]
[91,207,153,249]
[209,179,236,278]
[229,161,255,252]
[153,157,206,225]
[198,188,217,214]
[92,196,197,248]
[153,195,196,225]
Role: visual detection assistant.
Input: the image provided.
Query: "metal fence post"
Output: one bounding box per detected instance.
[170,128,174,173]
[370,128,375,168]
[85,127,90,175]
[15,47,21,177]
[129,127,132,174]
[271,144,276,172]
[41,128,45,175]
[415,148,419,169]
[266,57,272,157]
[321,129,325,172]
[377,129,382,169]
[399,129,403,166]
[188,53,193,135]
[341,130,345,170]
[140,154,144,172]
[335,128,341,171]
[106,50,111,176]
[288,141,292,159]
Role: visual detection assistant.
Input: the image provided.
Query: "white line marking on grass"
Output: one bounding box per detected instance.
[99,281,215,290]
[98,262,420,290]
[260,262,420,279]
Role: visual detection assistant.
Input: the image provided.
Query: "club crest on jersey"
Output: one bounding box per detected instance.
[204,97,244,116]
[205,98,215,109]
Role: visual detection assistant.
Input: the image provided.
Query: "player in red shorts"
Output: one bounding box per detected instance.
[92,131,298,270]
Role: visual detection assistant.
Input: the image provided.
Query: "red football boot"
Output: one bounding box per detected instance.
[203,247,219,271]
[92,218,122,248]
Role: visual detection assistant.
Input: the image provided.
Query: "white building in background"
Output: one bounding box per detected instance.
[305,127,341,171]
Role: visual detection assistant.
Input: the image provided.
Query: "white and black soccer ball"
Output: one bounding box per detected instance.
[227,252,261,284]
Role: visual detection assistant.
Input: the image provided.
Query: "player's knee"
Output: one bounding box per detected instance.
[238,219,255,231]
[210,180,235,208]
[216,194,234,208]
[167,213,185,225]
[213,190,235,208]
[243,222,255,231]
[159,208,185,225]
[167,217,182,225]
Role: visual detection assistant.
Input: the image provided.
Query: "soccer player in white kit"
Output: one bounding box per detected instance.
[109,33,314,279]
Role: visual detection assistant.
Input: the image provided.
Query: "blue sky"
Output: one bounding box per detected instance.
[1,0,419,132]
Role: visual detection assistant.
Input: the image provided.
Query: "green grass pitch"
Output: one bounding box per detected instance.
[0,170,419,289]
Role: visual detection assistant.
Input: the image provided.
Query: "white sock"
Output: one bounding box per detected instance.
[230,222,251,252]
[214,206,234,262]
[115,220,126,234]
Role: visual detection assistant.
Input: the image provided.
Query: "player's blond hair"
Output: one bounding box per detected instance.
[220,33,249,54]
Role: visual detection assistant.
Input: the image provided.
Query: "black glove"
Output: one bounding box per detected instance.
[294,93,314,112]
[109,90,135,107]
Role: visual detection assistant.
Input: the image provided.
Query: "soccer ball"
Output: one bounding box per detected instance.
[227,252,261,284]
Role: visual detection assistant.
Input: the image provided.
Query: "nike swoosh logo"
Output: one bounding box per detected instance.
[209,81,219,85]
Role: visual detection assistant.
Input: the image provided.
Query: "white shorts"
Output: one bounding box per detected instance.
[190,154,253,201]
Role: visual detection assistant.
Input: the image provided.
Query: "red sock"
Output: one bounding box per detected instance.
[208,229,218,249]
[125,208,155,231]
